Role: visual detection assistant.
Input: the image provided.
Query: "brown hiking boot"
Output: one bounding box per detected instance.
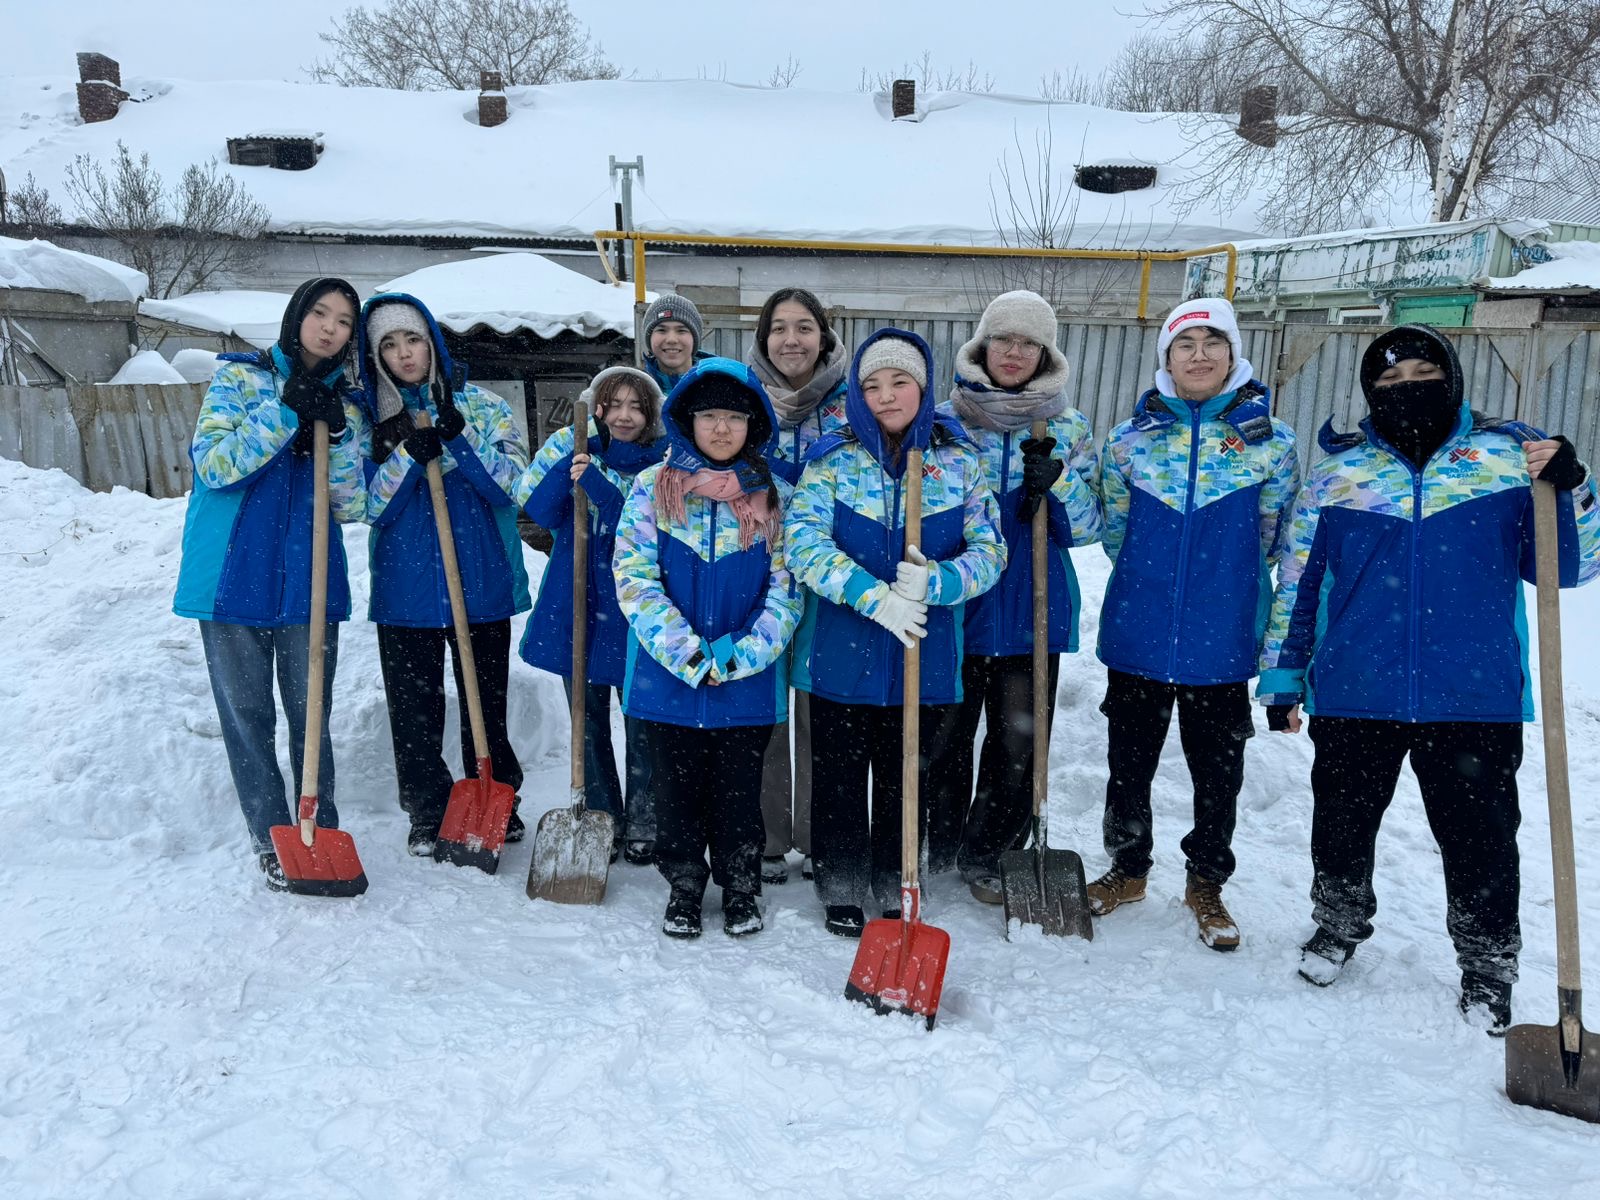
[1184,871,1240,951]
[1086,866,1147,916]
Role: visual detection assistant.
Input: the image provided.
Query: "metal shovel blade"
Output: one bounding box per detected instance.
[435,762,517,875]
[525,799,614,905]
[845,915,951,1030]
[1506,997,1600,1123]
[998,847,1093,941]
[269,809,368,899]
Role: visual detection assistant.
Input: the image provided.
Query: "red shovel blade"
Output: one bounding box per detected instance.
[845,910,951,1030]
[435,757,516,874]
[269,802,368,898]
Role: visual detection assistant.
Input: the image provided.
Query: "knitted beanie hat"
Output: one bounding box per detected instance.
[1156,297,1243,367]
[365,300,434,422]
[643,293,705,351]
[857,335,928,390]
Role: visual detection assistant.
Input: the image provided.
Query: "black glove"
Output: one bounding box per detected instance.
[370,413,410,465]
[281,368,347,437]
[404,427,443,466]
[1539,435,1588,492]
[1018,436,1064,520]
[1267,704,1294,732]
[433,398,466,441]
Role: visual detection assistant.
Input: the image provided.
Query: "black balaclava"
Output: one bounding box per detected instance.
[1359,325,1462,467]
[278,277,361,373]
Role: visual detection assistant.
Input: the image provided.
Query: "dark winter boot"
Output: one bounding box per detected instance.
[1184,871,1240,951]
[1298,927,1356,987]
[625,839,656,866]
[762,855,789,885]
[259,852,288,892]
[723,891,764,937]
[967,871,1004,906]
[1459,971,1513,1036]
[407,821,439,858]
[662,888,703,940]
[1086,865,1147,916]
[505,805,526,844]
[825,905,866,938]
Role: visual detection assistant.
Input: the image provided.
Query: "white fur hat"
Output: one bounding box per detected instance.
[857,335,927,390]
[957,289,1068,388]
[1154,297,1252,397]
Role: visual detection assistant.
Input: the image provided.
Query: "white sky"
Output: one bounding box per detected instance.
[6,0,1153,95]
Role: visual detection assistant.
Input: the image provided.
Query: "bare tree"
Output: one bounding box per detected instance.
[2,172,63,229]
[61,143,268,298]
[1144,0,1600,232]
[1098,28,1314,114]
[1039,67,1105,105]
[308,0,619,90]
[858,51,996,95]
[766,56,803,89]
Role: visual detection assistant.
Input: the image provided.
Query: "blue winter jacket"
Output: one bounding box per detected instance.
[1097,381,1300,685]
[613,358,803,729]
[1259,408,1600,723]
[785,329,1007,707]
[356,294,530,628]
[517,422,665,687]
[174,345,366,626]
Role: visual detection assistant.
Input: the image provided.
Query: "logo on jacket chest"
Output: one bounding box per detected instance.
[922,461,944,482]
[1218,435,1246,458]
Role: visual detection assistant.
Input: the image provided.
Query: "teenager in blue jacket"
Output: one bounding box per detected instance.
[1260,324,1600,1032]
[1091,297,1299,950]
[357,295,531,856]
[785,330,1005,937]
[932,291,1103,901]
[174,277,365,891]
[515,366,665,862]
[612,359,802,940]
[746,287,851,885]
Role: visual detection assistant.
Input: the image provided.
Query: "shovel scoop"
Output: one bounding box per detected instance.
[435,756,517,873]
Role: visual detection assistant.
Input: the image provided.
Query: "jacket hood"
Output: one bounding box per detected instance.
[660,357,778,482]
[845,327,939,476]
[1359,323,1463,411]
[275,276,361,375]
[356,292,462,422]
[581,365,666,443]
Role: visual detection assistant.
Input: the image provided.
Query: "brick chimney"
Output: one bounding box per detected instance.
[891,79,916,120]
[1237,85,1279,148]
[76,52,127,124]
[479,71,507,128]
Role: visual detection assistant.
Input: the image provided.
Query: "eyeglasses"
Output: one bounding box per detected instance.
[692,410,750,428]
[1169,336,1232,361]
[990,335,1043,356]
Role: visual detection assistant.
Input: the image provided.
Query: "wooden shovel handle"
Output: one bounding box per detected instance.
[299,420,331,843]
[1533,479,1583,998]
[571,398,589,800]
[1031,420,1049,829]
[415,409,491,767]
[902,448,923,894]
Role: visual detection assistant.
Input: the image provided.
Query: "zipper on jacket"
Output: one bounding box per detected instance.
[1408,464,1424,720]
[888,463,902,708]
[702,500,718,728]
[1167,407,1203,680]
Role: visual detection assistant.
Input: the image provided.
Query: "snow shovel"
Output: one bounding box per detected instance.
[1505,478,1600,1123]
[1000,421,1092,941]
[421,410,518,874]
[845,449,951,1029]
[527,398,615,904]
[269,419,368,897]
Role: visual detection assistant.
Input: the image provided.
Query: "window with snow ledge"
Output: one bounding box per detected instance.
[1073,165,1157,195]
[226,135,323,171]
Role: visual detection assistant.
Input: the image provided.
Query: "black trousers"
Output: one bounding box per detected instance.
[809,694,951,912]
[643,719,770,898]
[1309,715,1523,982]
[376,620,522,828]
[1100,669,1253,884]
[927,653,1060,880]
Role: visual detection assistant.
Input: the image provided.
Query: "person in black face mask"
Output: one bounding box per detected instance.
[1255,322,1600,1034]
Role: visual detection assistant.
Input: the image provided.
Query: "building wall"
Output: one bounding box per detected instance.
[1473,297,1543,328]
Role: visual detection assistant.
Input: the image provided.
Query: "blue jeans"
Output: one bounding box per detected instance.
[562,678,654,841]
[201,621,339,853]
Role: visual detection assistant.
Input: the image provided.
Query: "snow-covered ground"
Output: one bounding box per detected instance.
[2,457,1597,1198]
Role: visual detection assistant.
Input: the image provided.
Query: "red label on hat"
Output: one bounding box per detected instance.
[1168,311,1210,332]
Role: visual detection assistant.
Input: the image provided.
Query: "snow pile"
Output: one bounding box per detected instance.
[0,75,1302,249]
[1484,238,1600,294]
[0,234,146,303]
[140,289,291,348]
[379,252,648,339]
[169,348,226,384]
[2,456,1598,1197]
[103,349,188,385]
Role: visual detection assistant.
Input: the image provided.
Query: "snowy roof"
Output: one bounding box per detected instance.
[1480,238,1600,295]
[0,73,1292,251]
[103,348,187,385]
[138,289,290,347]
[0,234,146,303]
[378,252,648,339]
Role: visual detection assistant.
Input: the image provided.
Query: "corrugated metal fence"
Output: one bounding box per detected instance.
[5,323,1599,497]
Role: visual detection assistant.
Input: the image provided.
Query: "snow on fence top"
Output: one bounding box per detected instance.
[378,252,648,339]
[0,234,146,303]
[1481,239,1600,294]
[139,289,292,347]
[1,74,1287,250]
